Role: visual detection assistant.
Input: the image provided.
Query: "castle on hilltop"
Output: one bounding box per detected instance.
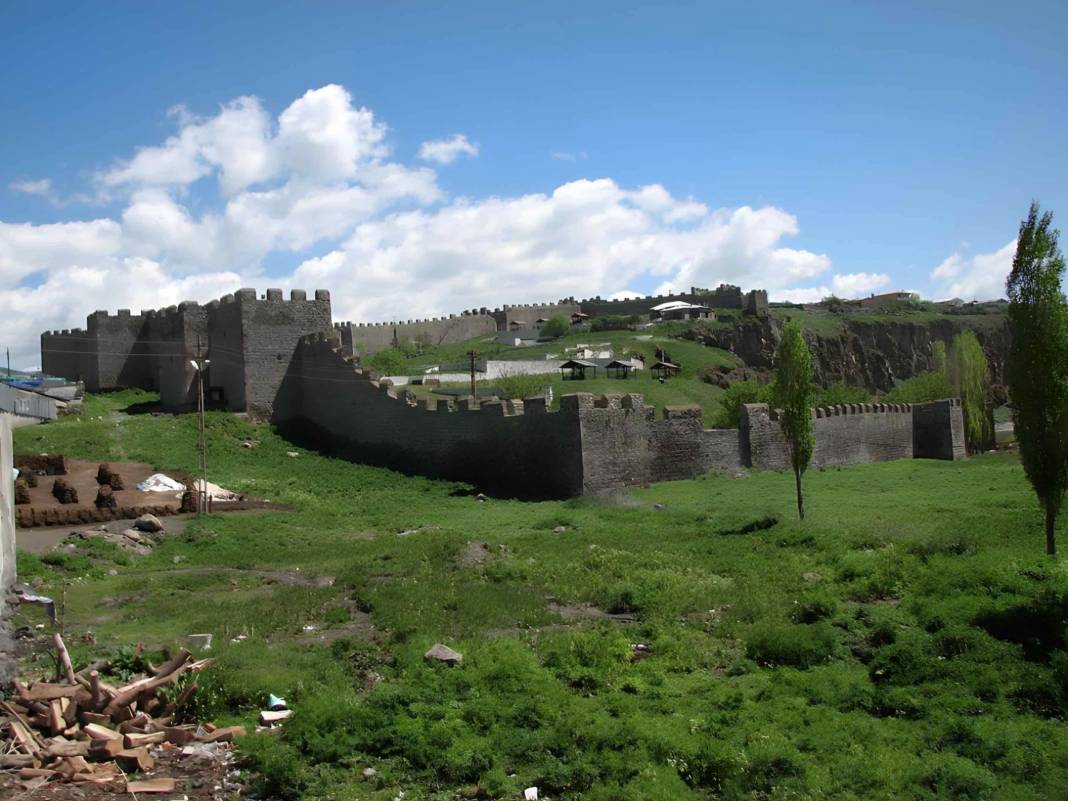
[40,284,965,498]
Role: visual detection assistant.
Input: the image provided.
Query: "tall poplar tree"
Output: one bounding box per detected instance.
[1006,202,1068,556]
[774,320,816,520]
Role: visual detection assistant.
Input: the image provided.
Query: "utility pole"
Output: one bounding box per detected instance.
[193,336,209,517]
[466,349,479,400]
[5,348,9,379]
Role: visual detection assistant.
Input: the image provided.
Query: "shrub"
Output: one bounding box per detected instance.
[590,314,641,332]
[814,382,870,407]
[365,347,406,376]
[494,368,550,400]
[790,592,838,624]
[744,622,839,668]
[713,380,773,428]
[540,315,570,339]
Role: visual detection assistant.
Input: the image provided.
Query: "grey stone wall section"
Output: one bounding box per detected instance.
[41,328,89,382]
[206,295,245,410]
[237,289,333,416]
[913,398,967,460]
[741,400,961,470]
[273,334,584,499]
[151,303,208,410]
[85,310,153,392]
[340,312,498,356]
[491,303,583,331]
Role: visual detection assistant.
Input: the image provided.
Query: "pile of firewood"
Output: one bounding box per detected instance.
[1,634,245,792]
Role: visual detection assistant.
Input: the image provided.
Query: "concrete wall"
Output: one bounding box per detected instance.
[0,413,14,595]
[273,334,584,499]
[340,312,498,356]
[0,413,15,683]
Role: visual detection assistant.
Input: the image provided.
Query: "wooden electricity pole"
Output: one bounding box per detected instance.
[466,349,479,400]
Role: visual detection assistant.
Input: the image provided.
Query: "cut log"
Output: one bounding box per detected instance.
[152,648,192,678]
[80,711,111,725]
[19,767,58,779]
[8,720,42,755]
[88,738,125,760]
[126,777,177,793]
[84,722,122,741]
[53,633,77,685]
[0,754,36,768]
[123,730,165,749]
[115,746,155,773]
[163,725,198,745]
[24,682,80,702]
[199,724,246,743]
[44,738,89,758]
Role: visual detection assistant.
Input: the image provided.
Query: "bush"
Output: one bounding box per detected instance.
[744,622,839,668]
[590,314,641,332]
[713,380,773,428]
[495,368,550,400]
[790,592,838,624]
[814,382,870,407]
[540,315,570,339]
[365,347,407,376]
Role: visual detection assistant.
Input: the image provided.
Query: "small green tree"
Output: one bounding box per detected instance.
[494,368,549,401]
[947,330,991,453]
[1007,201,1068,556]
[540,315,570,339]
[773,320,816,520]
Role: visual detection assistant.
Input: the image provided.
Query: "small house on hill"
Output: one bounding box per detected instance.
[650,300,712,321]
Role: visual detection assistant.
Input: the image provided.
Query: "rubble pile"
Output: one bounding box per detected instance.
[65,515,168,556]
[0,635,245,793]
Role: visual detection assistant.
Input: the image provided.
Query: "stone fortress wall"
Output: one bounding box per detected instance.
[333,284,769,356]
[41,285,964,498]
[274,332,965,498]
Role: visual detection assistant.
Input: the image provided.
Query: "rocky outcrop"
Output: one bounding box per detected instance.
[685,313,1010,393]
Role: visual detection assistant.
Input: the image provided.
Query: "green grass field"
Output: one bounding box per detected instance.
[386,326,738,424]
[12,391,1068,800]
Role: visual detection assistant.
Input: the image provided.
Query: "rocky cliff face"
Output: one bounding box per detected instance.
[686,313,1009,393]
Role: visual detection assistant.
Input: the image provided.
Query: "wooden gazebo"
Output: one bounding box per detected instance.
[605,359,636,379]
[651,360,681,380]
[560,359,598,380]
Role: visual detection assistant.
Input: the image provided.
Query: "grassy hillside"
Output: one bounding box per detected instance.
[12,393,1068,801]
[380,325,739,425]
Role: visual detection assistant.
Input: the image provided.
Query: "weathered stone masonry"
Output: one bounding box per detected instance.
[42,288,966,498]
[274,333,965,498]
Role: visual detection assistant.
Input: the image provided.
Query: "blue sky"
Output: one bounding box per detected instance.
[2,1,1066,366]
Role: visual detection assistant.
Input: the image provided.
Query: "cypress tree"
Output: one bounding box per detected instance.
[1006,201,1068,556]
[774,320,816,520]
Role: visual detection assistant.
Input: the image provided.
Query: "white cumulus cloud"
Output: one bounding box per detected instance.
[1,84,838,369]
[930,240,1015,301]
[418,134,479,165]
[9,178,53,197]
